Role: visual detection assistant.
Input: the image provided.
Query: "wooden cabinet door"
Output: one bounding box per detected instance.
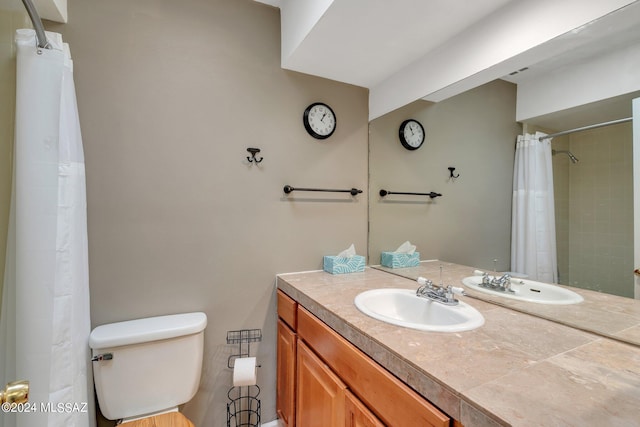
[296,340,347,427]
[345,390,385,427]
[297,306,450,427]
[277,319,297,427]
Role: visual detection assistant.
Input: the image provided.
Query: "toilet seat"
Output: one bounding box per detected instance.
[121,412,194,427]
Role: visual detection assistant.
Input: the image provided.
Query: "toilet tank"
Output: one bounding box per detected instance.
[89,312,207,421]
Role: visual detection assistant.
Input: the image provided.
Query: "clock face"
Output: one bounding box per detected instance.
[399,119,425,150]
[303,103,336,139]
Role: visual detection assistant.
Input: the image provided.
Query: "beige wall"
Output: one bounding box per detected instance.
[0,7,29,311]
[369,80,521,272]
[48,0,368,425]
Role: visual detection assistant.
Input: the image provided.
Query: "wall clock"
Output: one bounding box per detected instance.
[303,102,336,140]
[399,119,425,150]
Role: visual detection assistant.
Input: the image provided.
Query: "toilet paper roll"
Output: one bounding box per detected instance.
[233,357,257,387]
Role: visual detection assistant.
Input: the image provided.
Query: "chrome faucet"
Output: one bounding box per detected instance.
[481,273,514,293]
[416,277,464,306]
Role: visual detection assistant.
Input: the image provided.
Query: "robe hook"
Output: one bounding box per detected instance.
[247,147,263,163]
[448,167,459,179]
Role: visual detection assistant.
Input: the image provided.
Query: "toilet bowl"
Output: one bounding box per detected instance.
[89,312,207,426]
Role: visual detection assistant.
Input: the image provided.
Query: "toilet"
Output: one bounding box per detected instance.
[89,312,207,426]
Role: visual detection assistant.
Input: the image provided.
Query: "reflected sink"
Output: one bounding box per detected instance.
[354,288,484,332]
[462,276,584,305]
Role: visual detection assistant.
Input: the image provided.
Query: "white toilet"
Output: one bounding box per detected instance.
[89,312,207,426]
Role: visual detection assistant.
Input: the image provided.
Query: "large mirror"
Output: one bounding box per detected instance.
[368,3,640,346]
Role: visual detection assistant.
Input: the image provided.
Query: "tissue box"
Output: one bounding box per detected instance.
[323,255,366,274]
[380,252,420,268]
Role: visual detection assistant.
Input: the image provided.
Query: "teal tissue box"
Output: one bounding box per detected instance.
[380,252,420,268]
[323,255,365,274]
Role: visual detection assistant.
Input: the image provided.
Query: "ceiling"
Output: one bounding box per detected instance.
[256,0,640,127]
[272,0,514,88]
[9,0,640,129]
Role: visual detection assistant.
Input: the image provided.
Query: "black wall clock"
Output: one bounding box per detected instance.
[303,102,336,139]
[399,119,425,150]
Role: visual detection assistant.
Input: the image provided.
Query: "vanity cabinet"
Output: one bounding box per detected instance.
[297,340,347,427]
[276,292,297,427]
[345,390,385,427]
[276,289,451,427]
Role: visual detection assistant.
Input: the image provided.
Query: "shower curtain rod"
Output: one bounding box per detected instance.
[21,0,50,49]
[538,116,632,141]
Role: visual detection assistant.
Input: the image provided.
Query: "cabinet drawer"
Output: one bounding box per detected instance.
[277,289,297,330]
[297,306,449,427]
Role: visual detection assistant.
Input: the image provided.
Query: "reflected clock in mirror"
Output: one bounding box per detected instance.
[399,119,425,150]
[366,2,640,349]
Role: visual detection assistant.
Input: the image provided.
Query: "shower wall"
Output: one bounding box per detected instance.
[553,122,634,297]
[552,134,570,285]
[0,7,30,308]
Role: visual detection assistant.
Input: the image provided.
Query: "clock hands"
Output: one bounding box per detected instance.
[399,119,424,150]
[304,103,335,139]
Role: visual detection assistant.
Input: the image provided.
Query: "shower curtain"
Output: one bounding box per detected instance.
[511,132,558,283]
[0,30,94,427]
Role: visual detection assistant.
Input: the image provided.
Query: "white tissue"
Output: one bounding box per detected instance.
[233,357,257,387]
[395,241,416,254]
[337,244,356,258]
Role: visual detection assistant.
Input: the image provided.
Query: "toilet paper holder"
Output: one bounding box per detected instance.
[226,328,262,427]
[226,328,262,369]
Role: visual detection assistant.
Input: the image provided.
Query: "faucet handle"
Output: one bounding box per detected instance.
[417,277,432,286]
[416,277,434,297]
[500,274,512,291]
[481,272,491,285]
[449,286,466,296]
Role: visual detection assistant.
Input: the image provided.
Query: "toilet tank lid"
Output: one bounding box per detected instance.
[89,312,207,349]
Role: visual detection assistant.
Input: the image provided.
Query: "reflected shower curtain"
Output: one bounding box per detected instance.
[0,30,94,427]
[511,132,558,283]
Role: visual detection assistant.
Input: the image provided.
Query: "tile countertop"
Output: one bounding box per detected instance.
[374,260,640,345]
[276,264,640,427]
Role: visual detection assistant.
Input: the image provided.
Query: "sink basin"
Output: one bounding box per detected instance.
[354,288,484,332]
[461,276,584,305]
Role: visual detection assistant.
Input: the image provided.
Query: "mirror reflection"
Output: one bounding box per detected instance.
[368,4,640,346]
[530,118,634,297]
[372,260,640,347]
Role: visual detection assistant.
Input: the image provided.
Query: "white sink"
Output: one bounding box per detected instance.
[354,288,484,332]
[461,276,584,305]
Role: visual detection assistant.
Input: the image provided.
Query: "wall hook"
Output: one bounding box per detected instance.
[448,167,459,179]
[247,148,263,163]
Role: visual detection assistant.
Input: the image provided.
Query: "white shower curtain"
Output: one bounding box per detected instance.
[0,30,94,427]
[511,132,558,283]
